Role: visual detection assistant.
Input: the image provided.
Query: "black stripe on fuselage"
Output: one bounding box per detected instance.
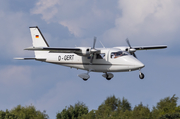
[44,62,131,66]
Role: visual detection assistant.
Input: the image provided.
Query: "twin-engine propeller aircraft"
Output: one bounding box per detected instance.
[15,26,167,81]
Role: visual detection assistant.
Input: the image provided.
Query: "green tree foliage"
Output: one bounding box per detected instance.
[131,102,151,119]
[95,95,119,118]
[94,95,131,119]
[80,110,95,119]
[57,95,180,119]
[1,95,180,119]
[152,94,180,119]
[0,110,18,119]
[56,102,88,119]
[0,105,48,119]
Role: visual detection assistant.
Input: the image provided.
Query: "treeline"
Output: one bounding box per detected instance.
[0,105,49,119]
[0,95,180,119]
[57,95,180,119]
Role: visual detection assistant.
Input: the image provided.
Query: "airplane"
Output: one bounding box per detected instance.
[15,26,167,81]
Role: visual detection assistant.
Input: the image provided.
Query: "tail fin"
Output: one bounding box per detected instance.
[29,26,49,47]
[29,26,49,59]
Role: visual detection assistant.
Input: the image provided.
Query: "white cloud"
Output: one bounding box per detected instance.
[31,0,118,37]
[103,0,180,45]
[32,0,60,22]
[31,0,180,46]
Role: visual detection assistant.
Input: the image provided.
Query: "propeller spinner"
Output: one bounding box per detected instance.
[126,38,137,58]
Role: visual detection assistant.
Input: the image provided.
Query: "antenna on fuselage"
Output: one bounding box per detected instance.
[99,41,105,48]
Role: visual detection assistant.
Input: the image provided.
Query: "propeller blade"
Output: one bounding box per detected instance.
[90,37,97,64]
[132,53,137,58]
[93,37,96,49]
[125,38,137,58]
[126,38,132,48]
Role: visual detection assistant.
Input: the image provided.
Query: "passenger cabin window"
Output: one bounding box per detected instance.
[96,53,105,59]
[111,51,128,59]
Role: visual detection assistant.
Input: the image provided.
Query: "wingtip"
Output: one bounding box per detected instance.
[14,58,24,60]
[29,26,38,28]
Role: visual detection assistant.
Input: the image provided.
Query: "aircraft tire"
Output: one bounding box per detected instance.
[106,78,111,80]
[83,78,88,81]
[139,73,145,79]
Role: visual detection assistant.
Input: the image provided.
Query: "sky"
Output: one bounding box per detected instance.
[0,0,180,118]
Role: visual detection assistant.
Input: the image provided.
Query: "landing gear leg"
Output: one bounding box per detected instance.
[102,73,114,80]
[83,70,90,81]
[78,70,90,81]
[139,69,145,79]
[106,73,111,80]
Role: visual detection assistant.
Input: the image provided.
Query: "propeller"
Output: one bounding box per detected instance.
[90,37,97,64]
[126,38,137,58]
[93,37,96,49]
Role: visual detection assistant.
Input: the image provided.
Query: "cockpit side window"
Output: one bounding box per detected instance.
[96,53,105,59]
[111,51,128,59]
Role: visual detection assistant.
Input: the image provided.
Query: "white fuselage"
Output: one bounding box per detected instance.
[44,48,145,72]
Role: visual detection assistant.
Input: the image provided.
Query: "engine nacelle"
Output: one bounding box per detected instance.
[125,48,136,53]
[76,47,91,56]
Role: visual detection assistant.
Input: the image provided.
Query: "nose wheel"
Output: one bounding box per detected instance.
[139,69,144,79]
[139,72,144,79]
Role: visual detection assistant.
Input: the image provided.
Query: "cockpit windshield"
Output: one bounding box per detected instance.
[111,51,129,59]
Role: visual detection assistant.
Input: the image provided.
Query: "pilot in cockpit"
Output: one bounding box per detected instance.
[111,51,125,59]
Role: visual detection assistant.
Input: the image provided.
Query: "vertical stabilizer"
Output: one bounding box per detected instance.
[29,26,49,59]
[29,26,49,47]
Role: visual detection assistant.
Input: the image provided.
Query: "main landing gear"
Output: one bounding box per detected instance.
[102,73,114,80]
[78,70,144,81]
[83,78,88,81]
[78,71,90,81]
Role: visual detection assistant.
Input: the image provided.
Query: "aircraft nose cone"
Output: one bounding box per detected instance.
[124,56,145,69]
[134,61,145,68]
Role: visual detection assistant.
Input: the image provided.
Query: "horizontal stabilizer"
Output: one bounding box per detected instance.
[14,58,46,61]
[14,58,36,60]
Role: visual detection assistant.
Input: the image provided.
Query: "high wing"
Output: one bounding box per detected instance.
[25,47,100,56]
[118,44,167,58]
[15,47,86,60]
[25,47,81,53]
[133,45,167,50]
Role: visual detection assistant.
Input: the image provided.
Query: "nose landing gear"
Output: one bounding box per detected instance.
[139,72,144,79]
[139,69,144,79]
[139,69,145,79]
